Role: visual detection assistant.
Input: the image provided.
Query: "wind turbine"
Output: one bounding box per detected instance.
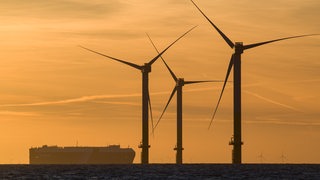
[190,0,319,164]
[257,152,265,163]
[80,26,196,164]
[280,152,287,163]
[147,34,221,164]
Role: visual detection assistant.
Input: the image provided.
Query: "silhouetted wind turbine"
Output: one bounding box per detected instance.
[257,152,265,163]
[191,0,319,164]
[280,152,287,163]
[147,34,221,164]
[80,26,196,164]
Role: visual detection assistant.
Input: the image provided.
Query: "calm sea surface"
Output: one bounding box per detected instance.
[0,164,319,179]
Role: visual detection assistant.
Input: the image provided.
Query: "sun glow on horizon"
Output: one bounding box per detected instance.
[0,0,319,164]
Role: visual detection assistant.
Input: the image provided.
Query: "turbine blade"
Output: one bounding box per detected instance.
[146,33,178,81]
[190,0,234,49]
[79,46,142,70]
[147,87,154,137]
[153,87,177,131]
[185,80,224,85]
[209,54,234,129]
[161,58,178,82]
[148,25,197,65]
[244,34,320,50]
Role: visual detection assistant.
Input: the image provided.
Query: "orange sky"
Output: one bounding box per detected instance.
[0,0,319,164]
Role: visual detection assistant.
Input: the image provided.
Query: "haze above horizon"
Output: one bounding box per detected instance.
[0,0,319,164]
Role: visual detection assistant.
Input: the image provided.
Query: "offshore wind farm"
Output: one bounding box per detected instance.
[80,26,196,164]
[0,0,320,167]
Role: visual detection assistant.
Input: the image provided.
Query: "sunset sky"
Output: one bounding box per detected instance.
[0,0,319,164]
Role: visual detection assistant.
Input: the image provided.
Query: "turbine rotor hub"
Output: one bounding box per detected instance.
[235,42,244,54]
[142,63,151,73]
[177,78,185,86]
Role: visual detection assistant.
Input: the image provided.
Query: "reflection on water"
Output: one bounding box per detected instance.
[0,164,319,179]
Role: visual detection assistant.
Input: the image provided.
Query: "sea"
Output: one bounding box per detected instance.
[0,164,319,179]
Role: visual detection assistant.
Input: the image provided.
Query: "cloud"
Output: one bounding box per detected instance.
[243,90,301,112]
[283,78,320,85]
[196,113,316,130]
[0,0,125,19]
[92,100,140,106]
[0,93,141,107]
[0,87,221,108]
[0,111,39,116]
[181,117,320,127]
[249,118,320,127]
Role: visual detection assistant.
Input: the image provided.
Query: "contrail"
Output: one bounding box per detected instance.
[1,80,312,108]
[246,118,320,126]
[173,117,320,127]
[0,111,39,116]
[283,78,320,84]
[0,93,141,107]
[243,90,302,112]
[92,100,140,106]
[0,87,217,107]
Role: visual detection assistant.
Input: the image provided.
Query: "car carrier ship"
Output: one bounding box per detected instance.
[29,145,135,164]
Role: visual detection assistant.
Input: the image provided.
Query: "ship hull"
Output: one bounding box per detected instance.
[29,145,135,164]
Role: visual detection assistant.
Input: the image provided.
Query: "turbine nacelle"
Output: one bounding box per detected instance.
[177,78,185,87]
[142,63,152,73]
[235,42,244,54]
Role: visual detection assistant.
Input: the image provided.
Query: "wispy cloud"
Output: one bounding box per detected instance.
[182,117,320,127]
[0,0,125,19]
[243,90,301,112]
[0,111,40,116]
[280,78,320,85]
[0,93,141,107]
[0,87,220,108]
[92,100,140,106]
[248,118,320,127]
